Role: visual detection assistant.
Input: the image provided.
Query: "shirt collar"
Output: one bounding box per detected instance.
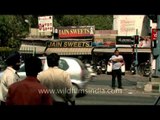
[7,66,16,73]
[25,76,40,83]
[49,66,59,69]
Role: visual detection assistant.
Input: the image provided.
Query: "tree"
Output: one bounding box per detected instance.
[53,15,113,30]
[0,15,113,48]
[0,15,29,48]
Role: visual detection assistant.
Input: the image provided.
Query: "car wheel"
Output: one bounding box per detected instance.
[72,84,79,98]
[72,84,86,98]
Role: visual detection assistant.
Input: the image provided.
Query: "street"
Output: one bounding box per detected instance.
[75,73,159,105]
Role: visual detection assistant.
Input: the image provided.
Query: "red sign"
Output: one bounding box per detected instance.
[58,26,95,38]
[151,29,157,41]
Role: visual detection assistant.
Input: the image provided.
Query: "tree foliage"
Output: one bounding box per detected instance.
[0,15,113,48]
[0,15,30,48]
[54,15,113,30]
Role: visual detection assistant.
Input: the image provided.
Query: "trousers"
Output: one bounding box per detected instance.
[111,69,122,88]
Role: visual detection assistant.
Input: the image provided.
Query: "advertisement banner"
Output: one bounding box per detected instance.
[116,36,151,48]
[116,36,134,45]
[138,38,151,48]
[120,20,135,35]
[47,41,92,48]
[38,16,53,32]
[57,26,95,38]
[151,29,157,40]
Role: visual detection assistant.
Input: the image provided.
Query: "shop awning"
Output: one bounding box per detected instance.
[19,44,93,55]
[19,44,46,54]
[46,47,93,55]
[93,48,151,53]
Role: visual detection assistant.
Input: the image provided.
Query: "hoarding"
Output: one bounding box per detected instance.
[151,29,157,40]
[38,16,53,32]
[116,36,151,48]
[116,36,134,45]
[57,26,95,38]
[47,41,92,48]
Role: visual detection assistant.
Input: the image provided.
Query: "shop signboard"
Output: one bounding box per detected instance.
[57,26,95,38]
[38,16,53,32]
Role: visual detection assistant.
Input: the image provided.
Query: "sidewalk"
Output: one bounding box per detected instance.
[92,73,160,96]
[87,84,159,97]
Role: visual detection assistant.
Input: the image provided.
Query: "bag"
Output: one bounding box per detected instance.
[107,62,112,75]
[121,63,125,75]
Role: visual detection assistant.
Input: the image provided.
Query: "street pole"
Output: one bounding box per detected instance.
[135,29,138,74]
[32,47,36,56]
[155,15,160,77]
[25,19,31,37]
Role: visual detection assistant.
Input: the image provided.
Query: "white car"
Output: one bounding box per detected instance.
[0,57,91,97]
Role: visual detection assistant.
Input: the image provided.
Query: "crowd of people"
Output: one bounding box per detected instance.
[0,52,75,106]
[0,49,125,106]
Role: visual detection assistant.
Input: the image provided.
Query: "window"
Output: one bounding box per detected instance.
[59,59,69,70]
[18,64,25,72]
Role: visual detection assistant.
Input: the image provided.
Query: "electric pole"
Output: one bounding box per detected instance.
[154,15,160,77]
[135,29,139,74]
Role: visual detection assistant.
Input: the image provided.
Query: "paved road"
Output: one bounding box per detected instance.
[75,73,159,105]
[76,94,157,105]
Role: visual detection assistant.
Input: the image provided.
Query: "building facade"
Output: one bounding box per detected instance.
[113,15,151,36]
[19,16,153,70]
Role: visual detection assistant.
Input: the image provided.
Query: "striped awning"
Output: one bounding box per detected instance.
[93,48,151,53]
[19,44,46,54]
[45,47,93,55]
[19,44,93,55]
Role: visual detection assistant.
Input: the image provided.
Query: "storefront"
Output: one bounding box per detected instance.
[92,36,152,70]
[44,39,94,63]
[92,47,151,70]
[50,26,95,62]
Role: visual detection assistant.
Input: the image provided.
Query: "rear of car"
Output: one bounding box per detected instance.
[63,57,90,89]
[41,57,90,97]
[17,56,90,96]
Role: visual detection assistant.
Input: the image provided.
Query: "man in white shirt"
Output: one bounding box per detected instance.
[37,53,75,106]
[109,49,124,89]
[0,52,21,105]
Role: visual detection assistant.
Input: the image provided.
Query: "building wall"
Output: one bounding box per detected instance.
[113,15,151,36]
[150,19,157,28]
[29,28,52,37]
[94,30,118,47]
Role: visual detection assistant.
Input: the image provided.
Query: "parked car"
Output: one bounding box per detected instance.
[0,56,91,98]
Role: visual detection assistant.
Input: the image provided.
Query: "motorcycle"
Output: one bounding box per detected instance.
[137,60,151,76]
[101,62,107,74]
[96,64,102,75]
[130,61,136,75]
[85,63,97,80]
[143,60,151,77]
[95,59,107,75]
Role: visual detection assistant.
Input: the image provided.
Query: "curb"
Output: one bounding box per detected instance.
[137,81,160,93]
